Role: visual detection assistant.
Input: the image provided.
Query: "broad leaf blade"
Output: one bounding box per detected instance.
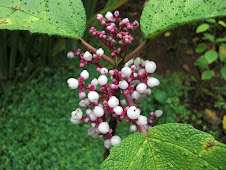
[140,0,226,39]
[202,70,214,80]
[101,123,226,169]
[0,0,86,39]
[204,50,218,64]
[196,24,210,33]
[220,66,226,80]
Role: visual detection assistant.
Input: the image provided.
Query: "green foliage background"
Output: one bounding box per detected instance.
[0,56,190,169]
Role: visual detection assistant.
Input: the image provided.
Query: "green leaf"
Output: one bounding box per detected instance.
[220,66,226,80]
[195,56,209,69]
[101,123,226,170]
[219,54,226,63]
[0,0,86,39]
[202,70,214,80]
[196,43,207,53]
[218,20,226,27]
[206,18,216,24]
[196,24,210,33]
[204,50,218,64]
[153,89,167,104]
[140,0,226,39]
[216,37,226,43]
[202,33,214,42]
[219,43,226,56]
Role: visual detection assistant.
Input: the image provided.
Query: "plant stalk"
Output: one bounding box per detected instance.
[124,40,148,62]
[124,93,147,134]
[79,39,115,66]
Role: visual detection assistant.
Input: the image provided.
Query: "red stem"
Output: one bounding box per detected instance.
[124,40,147,62]
[123,93,147,134]
[79,39,115,66]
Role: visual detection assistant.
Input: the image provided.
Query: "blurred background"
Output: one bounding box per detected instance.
[0,0,225,169]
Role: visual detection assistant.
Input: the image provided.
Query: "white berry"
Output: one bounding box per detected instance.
[113,106,123,115]
[119,80,128,89]
[147,77,160,87]
[79,100,86,107]
[67,51,74,59]
[86,109,92,115]
[136,83,147,94]
[90,113,97,121]
[100,68,108,75]
[136,115,148,125]
[121,67,132,77]
[155,110,163,117]
[145,61,156,73]
[80,70,89,79]
[134,57,141,66]
[70,118,80,125]
[133,73,138,77]
[127,106,140,119]
[96,48,104,56]
[98,122,110,134]
[67,78,78,89]
[104,139,112,149]
[125,59,133,67]
[98,75,108,86]
[88,127,96,136]
[108,96,119,108]
[111,136,121,146]
[132,91,141,100]
[142,60,149,67]
[145,89,152,95]
[120,99,127,107]
[83,51,92,61]
[84,98,91,105]
[98,104,103,108]
[105,11,113,19]
[130,125,137,132]
[93,106,104,117]
[88,91,99,103]
[91,78,98,86]
[71,108,83,120]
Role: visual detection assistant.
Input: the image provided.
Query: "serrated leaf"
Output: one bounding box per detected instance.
[218,20,226,27]
[0,0,86,39]
[196,24,210,33]
[202,70,214,80]
[196,43,207,53]
[204,50,218,64]
[140,0,226,39]
[220,66,226,80]
[153,89,167,104]
[195,55,209,69]
[203,33,214,42]
[101,123,226,170]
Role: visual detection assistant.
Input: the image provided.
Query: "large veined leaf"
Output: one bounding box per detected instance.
[0,0,86,39]
[101,123,226,169]
[140,0,226,39]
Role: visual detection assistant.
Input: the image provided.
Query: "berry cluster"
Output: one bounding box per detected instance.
[67,11,163,149]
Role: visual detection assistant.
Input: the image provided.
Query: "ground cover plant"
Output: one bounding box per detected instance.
[1,0,226,169]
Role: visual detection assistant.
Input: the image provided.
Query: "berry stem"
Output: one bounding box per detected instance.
[123,93,147,135]
[79,39,115,66]
[124,40,148,62]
